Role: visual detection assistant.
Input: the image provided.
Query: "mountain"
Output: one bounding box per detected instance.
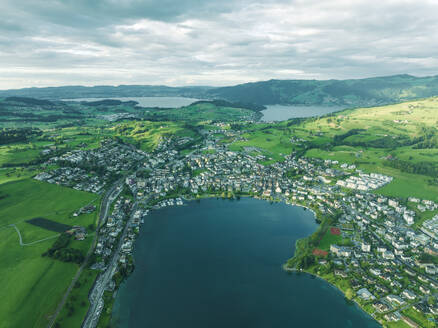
[0,85,212,100]
[1,74,438,107]
[205,74,438,106]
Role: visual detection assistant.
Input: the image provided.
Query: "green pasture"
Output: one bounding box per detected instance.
[55,269,99,328]
[143,102,255,122]
[112,120,200,152]
[229,124,296,160]
[0,179,98,328]
[318,230,349,251]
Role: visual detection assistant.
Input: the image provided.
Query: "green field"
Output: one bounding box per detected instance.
[301,99,438,201]
[112,120,201,151]
[402,307,436,328]
[0,145,41,166]
[305,147,438,201]
[0,179,98,328]
[230,98,438,201]
[317,230,346,251]
[0,167,37,184]
[229,123,297,161]
[2,95,438,327]
[143,102,257,122]
[55,269,99,327]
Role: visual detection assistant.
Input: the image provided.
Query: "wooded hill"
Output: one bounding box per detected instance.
[2,74,438,107]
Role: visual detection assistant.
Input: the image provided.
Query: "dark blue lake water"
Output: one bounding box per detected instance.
[112,198,380,328]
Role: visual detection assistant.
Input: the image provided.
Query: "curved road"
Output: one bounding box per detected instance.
[47,180,123,328]
[10,224,59,246]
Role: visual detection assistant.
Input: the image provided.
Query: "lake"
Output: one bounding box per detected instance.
[63,96,200,108]
[261,105,347,121]
[64,97,346,120]
[112,198,380,328]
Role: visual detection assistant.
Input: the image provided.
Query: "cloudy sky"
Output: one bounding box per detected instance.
[1,0,438,89]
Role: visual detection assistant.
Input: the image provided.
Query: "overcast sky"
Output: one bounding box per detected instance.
[1,0,438,89]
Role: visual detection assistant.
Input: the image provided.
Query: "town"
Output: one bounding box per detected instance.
[35,126,438,328]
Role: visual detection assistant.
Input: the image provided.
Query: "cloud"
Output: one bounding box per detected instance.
[1,0,438,89]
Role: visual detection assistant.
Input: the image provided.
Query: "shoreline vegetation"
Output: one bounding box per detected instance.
[282,266,383,326]
[103,182,435,327]
[2,95,438,328]
[103,192,381,327]
[278,197,384,326]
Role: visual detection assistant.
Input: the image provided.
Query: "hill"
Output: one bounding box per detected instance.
[0,85,212,100]
[206,74,438,106]
[2,74,438,108]
[231,96,438,201]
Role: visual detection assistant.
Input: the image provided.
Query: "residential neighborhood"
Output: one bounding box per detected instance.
[34,126,438,328]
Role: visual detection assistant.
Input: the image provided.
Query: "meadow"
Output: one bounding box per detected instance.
[112,120,202,151]
[301,98,438,201]
[229,122,300,161]
[233,98,438,202]
[1,95,438,327]
[0,179,98,327]
[55,269,99,328]
[142,101,257,122]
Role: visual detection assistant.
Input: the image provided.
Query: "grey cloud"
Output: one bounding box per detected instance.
[1,0,438,89]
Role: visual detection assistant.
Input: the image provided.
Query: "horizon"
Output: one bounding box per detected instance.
[2,0,438,89]
[0,72,436,92]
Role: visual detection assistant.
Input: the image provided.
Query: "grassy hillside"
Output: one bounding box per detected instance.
[0,85,211,99]
[142,101,259,122]
[0,179,98,328]
[229,122,299,162]
[0,96,145,128]
[233,97,438,201]
[112,120,202,152]
[3,74,438,108]
[0,97,259,129]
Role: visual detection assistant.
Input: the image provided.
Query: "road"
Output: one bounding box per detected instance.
[47,180,123,328]
[10,224,59,246]
[82,202,138,328]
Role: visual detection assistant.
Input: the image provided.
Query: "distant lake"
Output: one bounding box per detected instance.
[62,96,200,108]
[261,105,347,121]
[112,198,379,328]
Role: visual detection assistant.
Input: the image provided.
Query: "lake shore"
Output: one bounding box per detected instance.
[111,196,380,328]
[283,266,383,327]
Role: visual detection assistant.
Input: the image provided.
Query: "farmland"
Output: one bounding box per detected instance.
[112,120,202,152]
[231,98,438,201]
[302,98,438,201]
[0,179,98,327]
[0,94,438,327]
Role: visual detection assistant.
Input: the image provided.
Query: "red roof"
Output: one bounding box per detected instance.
[330,227,341,235]
[313,249,328,257]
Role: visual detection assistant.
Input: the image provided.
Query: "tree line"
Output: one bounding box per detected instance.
[0,127,42,145]
[42,233,85,264]
[384,159,438,177]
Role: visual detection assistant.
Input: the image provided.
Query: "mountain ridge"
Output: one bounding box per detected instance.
[1,74,438,108]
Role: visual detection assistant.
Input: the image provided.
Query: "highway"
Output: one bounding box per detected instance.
[82,201,138,328]
[47,179,123,328]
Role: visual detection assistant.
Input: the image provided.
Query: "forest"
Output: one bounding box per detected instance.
[0,127,42,145]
